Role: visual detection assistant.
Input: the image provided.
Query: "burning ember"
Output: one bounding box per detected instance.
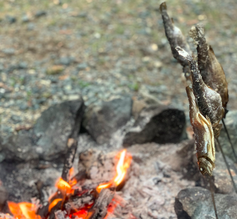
[5,149,132,219]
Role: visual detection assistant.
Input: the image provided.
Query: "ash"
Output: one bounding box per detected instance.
[106,142,194,219]
[74,135,194,219]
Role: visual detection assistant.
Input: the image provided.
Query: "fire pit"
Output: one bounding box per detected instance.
[0,92,194,219]
[1,149,132,219]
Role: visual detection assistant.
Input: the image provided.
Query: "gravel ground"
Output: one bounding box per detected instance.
[0,1,237,136]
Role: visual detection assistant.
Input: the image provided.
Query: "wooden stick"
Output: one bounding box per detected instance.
[61,101,85,182]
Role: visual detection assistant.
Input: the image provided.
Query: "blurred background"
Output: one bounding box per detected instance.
[0,0,237,136]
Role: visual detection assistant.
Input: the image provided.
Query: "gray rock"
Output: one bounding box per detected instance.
[1,131,39,161]
[21,14,30,23]
[27,23,35,31]
[175,187,237,219]
[5,15,16,24]
[56,56,74,66]
[123,104,186,147]
[2,48,15,55]
[219,110,237,162]
[83,96,132,144]
[11,115,22,123]
[1,98,84,162]
[77,62,88,70]
[19,102,29,111]
[17,62,28,69]
[78,12,87,18]
[34,98,84,160]
[35,10,47,18]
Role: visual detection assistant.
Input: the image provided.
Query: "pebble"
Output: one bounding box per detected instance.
[5,15,17,24]
[2,48,15,55]
[21,14,30,23]
[35,10,47,18]
[77,63,88,70]
[11,115,22,123]
[19,102,29,111]
[56,56,74,66]
[46,65,64,75]
[27,23,35,31]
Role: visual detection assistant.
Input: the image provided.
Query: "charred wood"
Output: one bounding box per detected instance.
[88,189,114,219]
[62,101,85,182]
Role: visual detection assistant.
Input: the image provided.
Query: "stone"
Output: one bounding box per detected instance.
[1,98,84,162]
[21,14,31,23]
[35,10,47,18]
[56,56,74,66]
[11,115,22,123]
[34,98,84,160]
[175,187,237,219]
[5,15,16,24]
[46,65,64,75]
[123,104,186,147]
[27,23,35,31]
[83,96,132,144]
[19,102,29,111]
[0,131,39,161]
[17,62,28,69]
[77,63,88,70]
[2,48,15,55]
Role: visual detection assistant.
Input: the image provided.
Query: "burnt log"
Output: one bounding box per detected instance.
[89,189,114,219]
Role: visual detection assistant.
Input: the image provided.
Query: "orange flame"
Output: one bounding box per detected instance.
[69,167,74,178]
[47,178,73,213]
[8,201,41,219]
[97,149,132,193]
[55,177,72,194]
[48,198,62,212]
[68,168,77,187]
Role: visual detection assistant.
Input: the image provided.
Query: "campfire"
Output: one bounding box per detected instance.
[0,150,132,219]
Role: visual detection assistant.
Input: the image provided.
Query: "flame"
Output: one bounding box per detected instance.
[47,178,73,213]
[68,168,77,187]
[7,151,131,219]
[69,167,74,178]
[97,149,132,193]
[48,198,62,212]
[8,201,41,219]
[55,177,73,194]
